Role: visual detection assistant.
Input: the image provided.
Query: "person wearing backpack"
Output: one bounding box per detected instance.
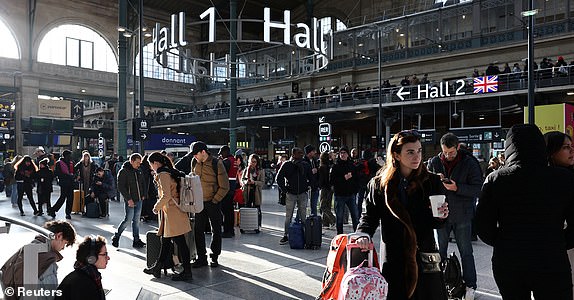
[189,141,229,268]
[1,220,76,300]
[356,130,449,300]
[143,152,192,281]
[50,150,76,219]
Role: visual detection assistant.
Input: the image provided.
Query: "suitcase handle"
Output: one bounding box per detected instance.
[346,240,374,269]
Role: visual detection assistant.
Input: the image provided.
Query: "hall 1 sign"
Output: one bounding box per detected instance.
[395,79,467,101]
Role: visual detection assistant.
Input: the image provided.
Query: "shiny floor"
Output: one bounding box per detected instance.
[0,185,501,299]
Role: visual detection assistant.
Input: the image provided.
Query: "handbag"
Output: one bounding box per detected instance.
[418,251,442,273]
[233,188,244,205]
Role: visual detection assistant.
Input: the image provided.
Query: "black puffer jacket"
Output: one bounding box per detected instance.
[276,158,312,195]
[117,161,145,202]
[330,158,358,196]
[476,124,574,273]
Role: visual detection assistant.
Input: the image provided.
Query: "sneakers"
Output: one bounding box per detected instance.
[465,287,476,300]
[279,236,289,245]
[143,263,162,278]
[111,235,119,248]
[133,240,146,248]
[192,258,208,268]
[171,270,192,281]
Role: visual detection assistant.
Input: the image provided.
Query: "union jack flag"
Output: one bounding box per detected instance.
[473,75,498,94]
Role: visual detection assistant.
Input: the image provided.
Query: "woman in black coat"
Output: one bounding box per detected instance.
[36,158,54,216]
[14,155,39,216]
[477,124,574,299]
[356,130,449,300]
[56,235,109,300]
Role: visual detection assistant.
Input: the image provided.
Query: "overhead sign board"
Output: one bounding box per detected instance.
[394,77,498,101]
[319,123,331,136]
[449,127,503,143]
[38,99,71,119]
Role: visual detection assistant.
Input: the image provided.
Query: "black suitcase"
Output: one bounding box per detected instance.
[305,215,322,249]
[146,231,174,275]
[84,198,100,218]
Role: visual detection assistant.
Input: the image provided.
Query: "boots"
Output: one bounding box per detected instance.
[171,266,192,281]
[143,262,163,279]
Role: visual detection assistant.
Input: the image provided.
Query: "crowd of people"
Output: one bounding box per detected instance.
[2,125,574,299]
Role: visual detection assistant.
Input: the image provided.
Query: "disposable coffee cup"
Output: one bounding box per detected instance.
[429,195,446,217]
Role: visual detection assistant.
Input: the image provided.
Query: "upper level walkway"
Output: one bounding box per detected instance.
[152,69,574,129]
[0,185,502,299]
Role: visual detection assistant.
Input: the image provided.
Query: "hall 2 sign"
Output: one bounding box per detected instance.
[396,79,467,101]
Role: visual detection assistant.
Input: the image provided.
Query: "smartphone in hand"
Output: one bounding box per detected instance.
[441,178,452,184]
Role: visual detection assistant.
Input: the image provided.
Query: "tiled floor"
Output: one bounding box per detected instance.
[0,185,501,299]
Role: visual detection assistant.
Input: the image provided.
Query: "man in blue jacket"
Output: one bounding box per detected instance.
[276,147,312,245]
[427,133,483,300]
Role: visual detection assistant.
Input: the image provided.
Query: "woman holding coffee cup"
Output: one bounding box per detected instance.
[356,130,449,300]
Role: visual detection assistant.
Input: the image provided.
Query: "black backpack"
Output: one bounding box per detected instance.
[443,252,465,299]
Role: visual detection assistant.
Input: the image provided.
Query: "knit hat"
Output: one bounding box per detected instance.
[304,144,316,154]
[339,146,349,153]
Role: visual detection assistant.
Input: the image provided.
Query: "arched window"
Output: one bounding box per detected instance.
[0,19,20,59]
[38,24,117,72]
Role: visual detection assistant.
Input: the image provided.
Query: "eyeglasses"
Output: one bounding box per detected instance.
[397,129,421,138]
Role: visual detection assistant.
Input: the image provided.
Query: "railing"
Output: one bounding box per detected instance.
[151,67,574,126]
[0,216,54,287]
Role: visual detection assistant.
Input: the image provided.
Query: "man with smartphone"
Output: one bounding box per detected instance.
[427,133,483,300]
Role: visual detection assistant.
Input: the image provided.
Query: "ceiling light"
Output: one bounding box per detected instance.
[358,43,364,47]
[355,111,361,114]
[252,59,256,63]
[261,126,270,129]
[338,41,342,45]
[462,15,466,19]
[395,29,400,33]
[117,26,127,32]
[479,116,485,120]
[80,89,86,93]
[142,27,148,32]
[399,33,404,37]
[123,32,133,38]
[567,92,574,95]
[144,32,152,38]
[129,91,134,95]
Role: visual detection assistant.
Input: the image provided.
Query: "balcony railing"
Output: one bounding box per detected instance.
[151,67,574,127]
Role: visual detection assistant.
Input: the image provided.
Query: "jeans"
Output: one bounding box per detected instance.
[10,183,18,205]
[437,220,477,289]
[334,194,359,234]
[5,182,12,198]
[195,201,222,259]
[309,188,319,216]
[356,186,367,215]
[284,192,307,236]
[319,188,335,226]
[17,183,37,214]
[114,200,143,240]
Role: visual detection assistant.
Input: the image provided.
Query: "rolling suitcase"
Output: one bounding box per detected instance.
[305,215,322,249]
[183,217,197,262]
[72,189,84,214]
[239,207,260,233]
[288,220,305,249]
[146,230,174,275]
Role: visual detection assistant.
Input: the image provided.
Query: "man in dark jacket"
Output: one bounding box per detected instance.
[90,167,114,218]
[427,133,482,299]
[476,124,574,299]
[50,150,76,219]
[303,144,319,215]
[111,153,146,249]
[330,146,360,234]
[276,147,312,245]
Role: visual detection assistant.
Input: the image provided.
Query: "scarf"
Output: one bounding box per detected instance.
[74,261,103,291]
[440,151,462,177]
